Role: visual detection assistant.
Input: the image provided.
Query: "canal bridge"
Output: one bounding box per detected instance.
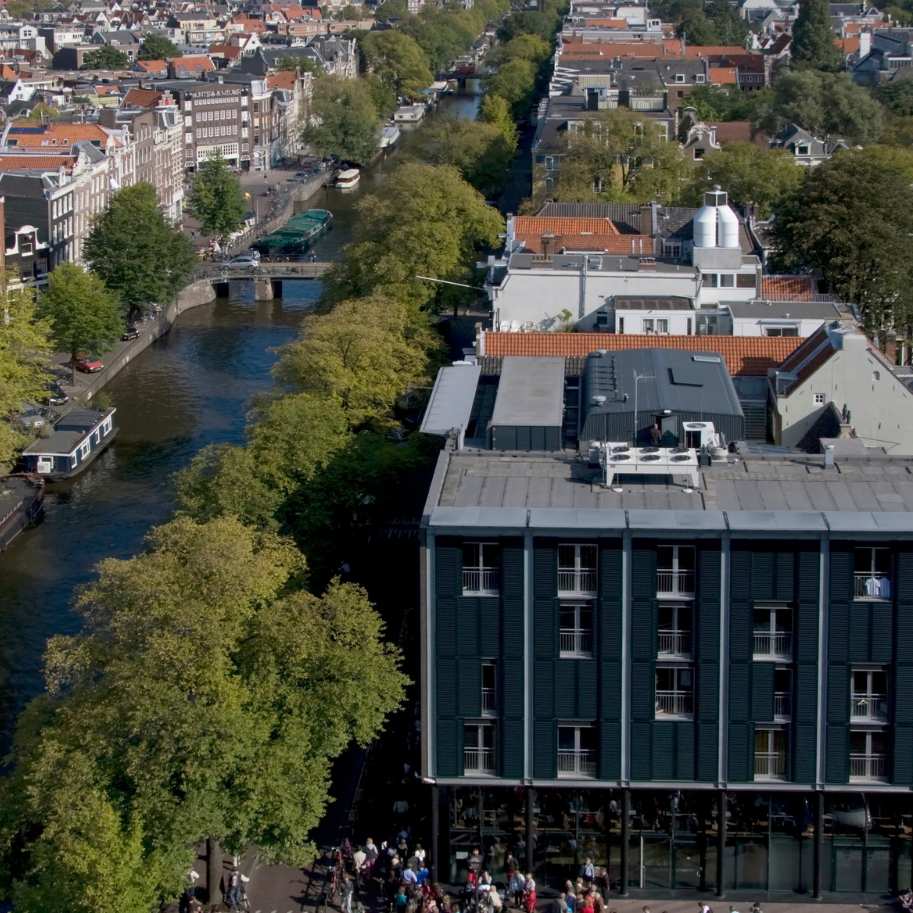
[198,260,333,299]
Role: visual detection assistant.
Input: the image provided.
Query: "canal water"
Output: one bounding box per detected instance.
[0,89,482,737]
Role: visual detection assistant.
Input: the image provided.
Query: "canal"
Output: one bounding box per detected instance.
[0,88,482,736]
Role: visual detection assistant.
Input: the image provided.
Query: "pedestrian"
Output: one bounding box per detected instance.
[415,843,427,864]
[581,858,595,885]
[523,874,536,913]
[509,870,526,908]
[396,886,409,913]
[556,893,568,913]
[417,863,430,886]
[343,875,355,913]
[404,864,419,889]
[354,845,368,873]
[226,870,241,910]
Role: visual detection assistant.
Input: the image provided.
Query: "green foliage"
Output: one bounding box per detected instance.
[411,116,514,198]
[304,76,380,164]
[338,4,365,18]
[188,153,247,242]
[81,45,129,69]
[138,32,181,59]
[790,0,842,71]
[0,516,407,905]
[676,0,748,45]
[682,142,803,216]
[38,263,122,361]
[497,33,551,65]
[361,30,433,101]
[84,183,196,318]
[0,280,53,471]
[876,79,913,116]
[683,84,773,123]
[366,73,397,119]
[770,149,913,333]
[326,162,503,310]
[763,70,883,143]
[486,57,537,118]
[479,93,518,149]
[498,9,558,42]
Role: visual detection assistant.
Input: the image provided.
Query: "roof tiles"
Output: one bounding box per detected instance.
[514,216,622,236]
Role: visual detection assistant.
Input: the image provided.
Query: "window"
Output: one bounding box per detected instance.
[753,605,792,659]
[774,667,791,720]
[657,603,692,658]
[737,273,757,289]
[595,309,610,329]
[766,326,799,337]
[655,318,669,334]
[656,545,695,598]
[702,273,719,288]
[560,603,593,657]
[619,316,625,333]
[693,148,704,160]
[850,730,887,782]
[79,439,91,459]
[655,666,693,717]
[796,144,809,156]
[851,669,888,722]
[854,547,891,600]
[720,273,735,288]
[557,724,596,777]
[674,72,685,83]
[643,318,654,334]
[813,392,826,405]
[462,542,499,595]
[557,544,597,595]
[663,241,681,259]
[754,727,787,780]
[463,723,496,775]
[695,73,706,83]
[481,661,497,716]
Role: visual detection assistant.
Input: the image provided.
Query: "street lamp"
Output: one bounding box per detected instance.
[633,370,655,445]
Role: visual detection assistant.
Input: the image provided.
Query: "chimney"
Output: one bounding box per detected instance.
[824,444,835,469]
[859,29,872,57]
[540,232,556,258]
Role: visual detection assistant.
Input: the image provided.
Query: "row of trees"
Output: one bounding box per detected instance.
[82,33,182,70]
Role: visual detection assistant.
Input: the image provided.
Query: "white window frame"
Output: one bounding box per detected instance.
[849,729,887,782]
[754,726,788,781]
[462,542,499,596]
[850,668,888,723]
[657,603,692,658]
[655,665,693,718]
[557,543,597,595]
[560,602,594,658]
[656,544,695,598]
[481,661,497,717]
[463,722,496,775]
[557,723,597,778]
[813,392,826,406]
[753,604,793,660]
[79,439,91,459]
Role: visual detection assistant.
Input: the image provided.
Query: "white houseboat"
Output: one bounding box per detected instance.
[380,124,401,149]
[334,167,360,190]
[393,104,425,124]
[20,407,117,480]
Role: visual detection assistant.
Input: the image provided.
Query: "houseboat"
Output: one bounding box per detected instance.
[380,124,401,149]
[393,104,425,124]
[0,475,44,551]
[253,208,333,259]
[20,407,117,481]
[334,167,360,190]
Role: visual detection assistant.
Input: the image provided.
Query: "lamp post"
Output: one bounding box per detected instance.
[633,370,655,446]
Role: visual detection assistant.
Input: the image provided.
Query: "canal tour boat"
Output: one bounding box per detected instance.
[334,168,360,190]
[253,208,333,259]
[20,407,117,481]
[0,474,44,551]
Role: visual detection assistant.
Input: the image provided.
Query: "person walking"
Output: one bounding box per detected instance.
[509,870,526,908]
[523,874,537,913]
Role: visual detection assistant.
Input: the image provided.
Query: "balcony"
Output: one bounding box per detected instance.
[754,751,787,780]
[482,688,497,715]
[850,753,887,782]
[657,629,691,658]
[851,694,888,723]
[557,749,596,778]
[560,628,593,657]
[463,748,496,775]
[462,567,499,596]
[752,630,792,660]
[655,690,693,717]
[657,569,695,599]
[557,568,597,596]
[854,573,892,601]
[774,692,791,720]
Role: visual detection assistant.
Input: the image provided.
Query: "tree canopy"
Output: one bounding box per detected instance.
[486,58,538,118]
[0,516,407,911]
[38,263,122,361]
[770,149,913,333]
[676,0,748,45]
[790,0,842,70]
[138,33,181,59]
[81,45,129,69]
[84,183,196,318]
[361,30,432,101]
[304,76,380,164]
[479,93,518,150]
[188,154,247,243]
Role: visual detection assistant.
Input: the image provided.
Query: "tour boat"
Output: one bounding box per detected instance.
[334,168,360,190]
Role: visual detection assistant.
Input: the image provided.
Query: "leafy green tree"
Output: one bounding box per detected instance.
[326,162,503,310]
[188,153,247,244]
[275,295,434,426]
[498,33,550,65]
[1,516,407,906]
[138,32,181,59]
[84,183,196,319]
[81,45,129,69]
[764,70,883,143]
[338,4,365,18]
[361,30,433,100]
[770,150,913,333]
[0,278,53,470]
[498,10,557,41]
[411,117,514,197]
[683,84,773,123]
[876,79,913,116]
[486,57,537,117]
[683,142,803,216]
[790,0,842,71]
[366,73,396,119]
[676,0,747,44]
[38,263,122,364]
[479,93,518,149]
[304,76,380,164]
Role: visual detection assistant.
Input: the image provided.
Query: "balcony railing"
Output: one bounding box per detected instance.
[557,568,597,595]
[464,748,496,774]
[657,569,695,598]
[560,628,593,656]
[774,692,791,719]
[657,629,691,658]
[854,573,892,601]
[850,753,887,781]
[753,630,792,660]
[557,749,596,778]
[481,688,497,715]
[655,690,693,717]
[851,695,888,722]
[462,567,499,596]
[755,751,787,780]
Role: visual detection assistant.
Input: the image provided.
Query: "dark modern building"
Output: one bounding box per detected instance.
[419,355,913,900]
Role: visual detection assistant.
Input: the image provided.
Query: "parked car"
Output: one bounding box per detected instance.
[45,383,69,406]
[73,356,104,373]
[16,405,48,432]
[121,325,140,341]
[227,252,260,269]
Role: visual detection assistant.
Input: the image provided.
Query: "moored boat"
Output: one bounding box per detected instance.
[334,167,360,190]
[20,407,117,481]
[0,474,45,551]
[253,208,333,259]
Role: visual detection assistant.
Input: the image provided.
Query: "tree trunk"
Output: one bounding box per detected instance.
[207,837,223,906]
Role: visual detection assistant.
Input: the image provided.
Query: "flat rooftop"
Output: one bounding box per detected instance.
[425,448,913,533]
[490,357,565,428]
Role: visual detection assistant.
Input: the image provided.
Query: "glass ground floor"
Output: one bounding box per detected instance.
[431,786,913,899]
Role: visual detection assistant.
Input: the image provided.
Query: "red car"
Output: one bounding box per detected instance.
[73,356,104,373]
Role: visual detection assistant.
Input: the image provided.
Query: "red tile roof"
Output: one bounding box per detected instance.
[761,276,817,301]
[519,233,652,255]
[0,154,75,172]
[135,58,166,73]
[708,66,738,85]
[514,216,621,236]
[835,35,860,55]
[123,86,162,107]
[267,70,297,90]
[480,332,804,376]
[7,122,111,148]
[170,55,215,76]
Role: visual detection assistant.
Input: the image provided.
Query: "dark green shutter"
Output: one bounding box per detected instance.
[752,550,775,601]
[675,723,696,780]
[727,721,753,782]
[600,660,621,720]
[458,660,481,717]
[577,661,597,717]
[827,664,848,724]
[458,599,480,657]
[848,604,871,663]
[729,663,749,722]
[533,720,556,778]
[479,599,499,655]
[793,722,816,783]
[697,547,721,662]
[796,664,817,725]
[630,722,651,780]
[897,550,913,607]
[436,543,462,598]
[502,544,524,658]
[894,666,913,724]
[436,718,461,778]
[652,723,675,780]
[829,599,849,663]
[698,662,719,722]
[871,602,892,663]
[438,658,457,717]
[830,546,853,604]
[631,661,654,720]
[825,722,848,783]
[698,722,718,781]
[555,663,575,718]
[534,542,556,599]
[437,597,458,657]
[534,660,555,719]
[893,725,913,786]
[501,719,523,779]
[751,662,775,722]
[775,551,794,602]
[502,658,523,719]
[599,718,621,780]
[599,545,623,660]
